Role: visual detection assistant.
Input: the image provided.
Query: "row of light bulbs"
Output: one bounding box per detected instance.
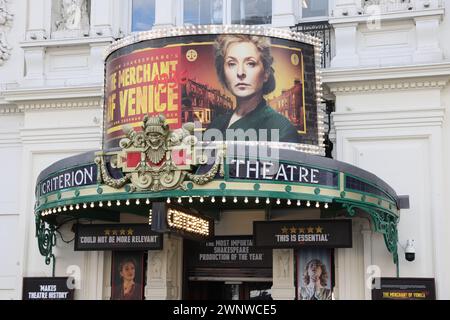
[40,198,152,217]
[40,197,330,217]
[167,196,329,209]
[107,25,322,58]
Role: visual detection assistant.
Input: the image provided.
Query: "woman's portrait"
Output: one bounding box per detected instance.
[111,251,144,300]
[208,34,301,143]
[297,249,332,300]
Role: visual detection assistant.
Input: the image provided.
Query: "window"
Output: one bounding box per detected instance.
[132,0,156,32]
[301,0,329,19]
[231,0,272,25]
[183,0,223,25]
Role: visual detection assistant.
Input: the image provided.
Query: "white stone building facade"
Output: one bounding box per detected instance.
[0,0,449,300]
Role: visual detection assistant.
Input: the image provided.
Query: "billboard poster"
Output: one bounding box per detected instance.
[254,220,352,248]
[74,223,163,251]
[104,34,318,149]
[372,278,436,300]
[296,248,333,300]
[111,251,145,300]
[22,277,74,300]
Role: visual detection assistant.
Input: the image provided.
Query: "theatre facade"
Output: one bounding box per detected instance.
[1,1,449,301]
[31,26,407,300]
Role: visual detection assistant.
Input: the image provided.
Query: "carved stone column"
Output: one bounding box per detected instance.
[330,22,359,68]
[272,0,298,28]
[413,15,443,63]
[145,234,183,300]
[26,0,47,40]
[154,0,176,28]
[271,249,295,300]
[23,46,45,86]
[90,0,113,37]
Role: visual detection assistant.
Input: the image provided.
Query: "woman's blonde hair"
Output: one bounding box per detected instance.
[214,34,276,95]
[302,259,329,287]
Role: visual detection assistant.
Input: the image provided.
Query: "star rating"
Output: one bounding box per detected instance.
[290,227,297,234]
[299,228,305,234]
[112,230,118,236]
[127,228,134,235]
[316,226,323,234]
[307,227,315,234]
[104,229,111,236]
[281,227,288,234]
[120,229,126,235]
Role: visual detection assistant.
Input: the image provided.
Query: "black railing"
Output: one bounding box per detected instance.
[291,21,332,69]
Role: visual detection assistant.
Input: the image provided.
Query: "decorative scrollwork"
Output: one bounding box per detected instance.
[35,214,56,276]
[339,200,399,266]
[95,152,131,188]
[187,149,224,185]
[95,116,225,192]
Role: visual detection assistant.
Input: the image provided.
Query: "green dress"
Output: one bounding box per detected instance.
[208,100,301,143]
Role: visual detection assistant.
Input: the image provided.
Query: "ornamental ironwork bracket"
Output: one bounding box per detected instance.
[35,213,56,277]
[337,200,400,276]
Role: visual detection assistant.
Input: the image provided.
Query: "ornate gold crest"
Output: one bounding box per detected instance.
[95,115,223,192]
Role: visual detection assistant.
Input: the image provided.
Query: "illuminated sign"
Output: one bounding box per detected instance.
[104,31,321,151]
[151,202,214,240]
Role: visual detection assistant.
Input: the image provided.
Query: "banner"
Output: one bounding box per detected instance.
[74,224,163,251]
[185,236,272,269]
[104,34,318,149]
[372,278,436,300]
[111,251,145,300]
[253,220,352,248]
[22,277,74,300]
[296,248,333,300]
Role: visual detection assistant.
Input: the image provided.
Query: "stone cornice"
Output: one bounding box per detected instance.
[20,36,115,49]
[3,85,103,111]
[323,62,450,93]
[329,8,444,25]
[0,104,22,114]
[333,107,445,129]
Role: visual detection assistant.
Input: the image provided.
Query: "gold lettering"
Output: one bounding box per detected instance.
[128,88,136,116]
[155,84,166,112]
[167,84,178,111]
[129,67,136,85]
[110,73,117,91]
[136,65,143,84]
[151,62,160,81]
[136,86,147,114]
[119,90,128,118]
[108,93,116,122]
[148,84,154,113]
[143,64,151,82]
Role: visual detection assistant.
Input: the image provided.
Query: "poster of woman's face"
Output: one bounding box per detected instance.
[111,251,145,300]
[297,248,333,300]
